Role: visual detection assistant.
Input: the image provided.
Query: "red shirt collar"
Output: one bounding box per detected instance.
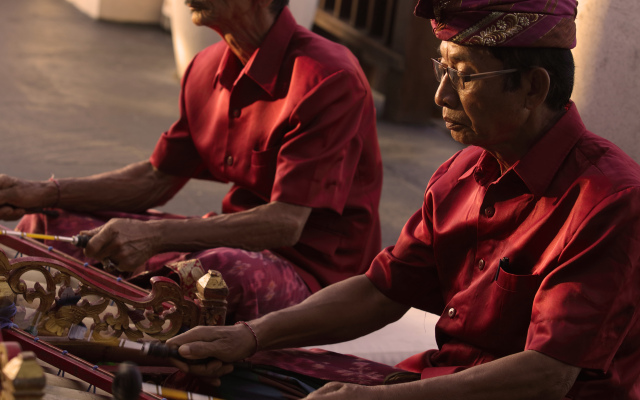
[469,102,588,195]
[513,102,587,195]
[214,7,297,97]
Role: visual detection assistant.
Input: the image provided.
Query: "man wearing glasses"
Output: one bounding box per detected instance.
[166,0,640,398]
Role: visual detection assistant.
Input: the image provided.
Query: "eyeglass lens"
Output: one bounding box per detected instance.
[432,59,460,89]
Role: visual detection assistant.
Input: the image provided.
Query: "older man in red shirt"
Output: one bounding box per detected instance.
[166,0,640,399]
[0,0,382,323]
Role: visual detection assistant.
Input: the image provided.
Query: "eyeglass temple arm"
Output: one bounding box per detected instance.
[461,68,519,82]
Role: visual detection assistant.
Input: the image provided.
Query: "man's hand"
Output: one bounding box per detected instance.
[82,218,163,272]
[165,324,258,385]
[0,175,57,220]
[304,382,381,400]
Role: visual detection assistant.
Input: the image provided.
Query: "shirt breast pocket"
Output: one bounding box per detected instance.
[251,146,278,167]
[489,269,543,355]
[246,146,278,194]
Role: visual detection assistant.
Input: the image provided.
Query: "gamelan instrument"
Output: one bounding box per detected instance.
[0,223,229,400]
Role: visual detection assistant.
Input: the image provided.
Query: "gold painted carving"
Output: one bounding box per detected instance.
[0,250,204,342]
[468,13,542,46]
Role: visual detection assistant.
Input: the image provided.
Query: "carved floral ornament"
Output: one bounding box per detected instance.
[0,249,201,342]
[468,13,542,46]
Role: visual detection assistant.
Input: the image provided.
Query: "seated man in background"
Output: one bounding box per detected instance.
[0,0,382,323]
[166,0,640,399]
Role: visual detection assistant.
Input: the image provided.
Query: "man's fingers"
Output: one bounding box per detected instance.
[83,230,137,272]
[80,226,101,237]
[167,326,218,348]
[218,363,234,376]
[0,205,26,221]
[177,340,224,360]
[170,356,233,379]
[83,226,114,260]
[170,358,190,373]
[208,378,222,387]
[185,360,233,378]
[317,382,344,393]
[0,174,12,186]
[0,175,17,194]
[81,220,150,272]
[82,226,126,268]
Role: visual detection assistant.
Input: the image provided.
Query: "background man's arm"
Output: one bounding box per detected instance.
[0,161,312,271]
[84,200,312,271]
[53,160,185,212]
[0,161,184,219]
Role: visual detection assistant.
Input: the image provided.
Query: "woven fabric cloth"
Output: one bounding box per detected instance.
[415,0,578,48]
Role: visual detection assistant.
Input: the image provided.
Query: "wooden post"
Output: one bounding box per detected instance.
[383,0,441,123]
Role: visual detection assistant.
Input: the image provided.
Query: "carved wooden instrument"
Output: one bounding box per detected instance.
[0,223,229,399]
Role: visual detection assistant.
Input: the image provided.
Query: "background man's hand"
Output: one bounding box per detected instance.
[82,218,162,272]
[164,324,258,385]
[0,175,56,220]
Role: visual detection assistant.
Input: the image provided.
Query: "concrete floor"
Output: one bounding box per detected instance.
[0,0,463,248]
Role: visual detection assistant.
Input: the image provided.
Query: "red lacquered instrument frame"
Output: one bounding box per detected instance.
[3,327,162,400]
[0,223,228,399]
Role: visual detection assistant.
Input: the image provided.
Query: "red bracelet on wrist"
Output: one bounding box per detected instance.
[235,321,259,356]
[48,175,61,208]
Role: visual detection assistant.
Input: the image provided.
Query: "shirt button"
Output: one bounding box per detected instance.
[478,259,485,270]
[484,206,495,218]
[231,109,241,118]
[447,307,456,318]
[226,156,234,166]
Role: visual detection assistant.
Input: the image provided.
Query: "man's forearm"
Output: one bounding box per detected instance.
[364,350,579,400]
[56,161,186,212]
[151,201,312,253]
[248,275,409,350]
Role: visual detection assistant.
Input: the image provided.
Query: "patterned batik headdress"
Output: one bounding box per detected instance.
[415,0,578,48]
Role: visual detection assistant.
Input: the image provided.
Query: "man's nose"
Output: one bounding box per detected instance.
[434,74,458,109]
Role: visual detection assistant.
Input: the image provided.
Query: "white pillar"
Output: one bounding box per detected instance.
[169,0,221,78]
[66,0,164,24]
[288,0,319,30]
[572,0,640,162]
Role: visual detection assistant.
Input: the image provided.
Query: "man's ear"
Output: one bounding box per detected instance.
[523,67,551,110]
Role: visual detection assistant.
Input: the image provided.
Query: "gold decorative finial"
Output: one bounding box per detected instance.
[1,351,46,400]
[197,270,229,300]
[196,270,228,326]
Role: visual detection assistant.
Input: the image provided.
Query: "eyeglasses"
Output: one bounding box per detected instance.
[431,58,519,90]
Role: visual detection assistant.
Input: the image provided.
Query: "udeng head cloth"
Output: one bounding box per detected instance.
[414,0,578,48]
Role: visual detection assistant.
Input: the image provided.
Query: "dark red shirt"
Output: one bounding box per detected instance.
[150,8,382,292]
[367,103,640,399]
